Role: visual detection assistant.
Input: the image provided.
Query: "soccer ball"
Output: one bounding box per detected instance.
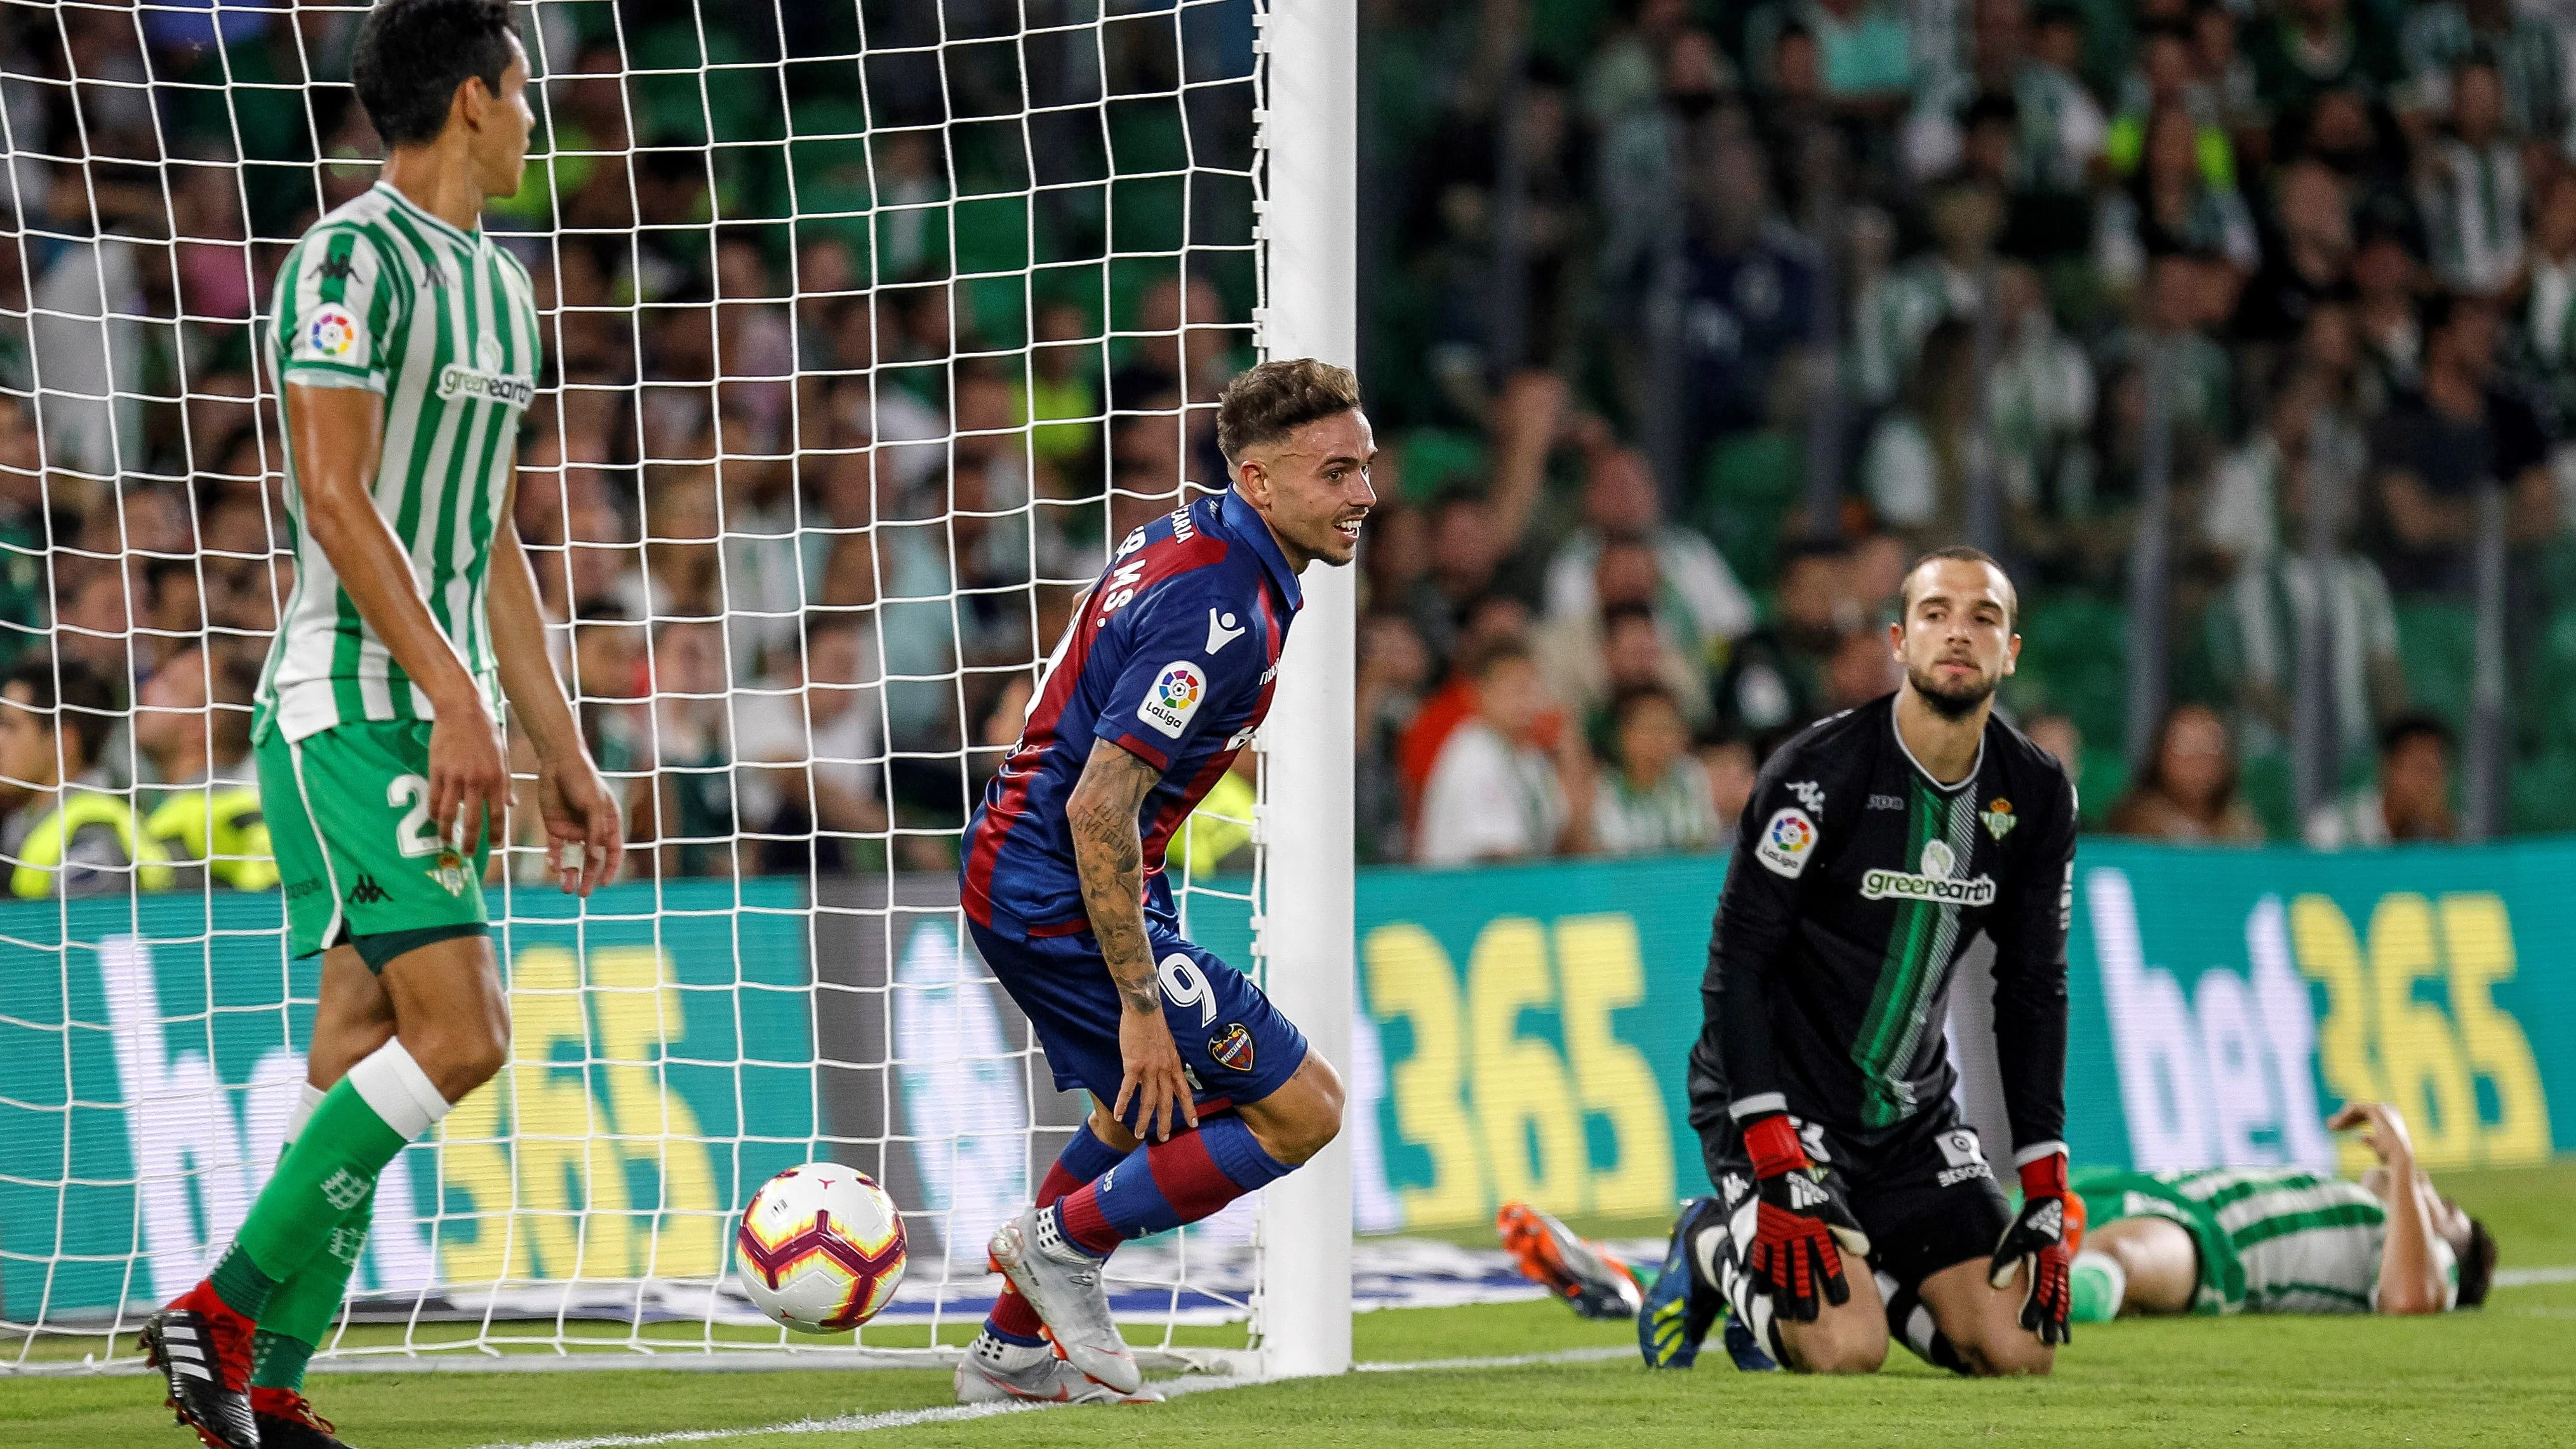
[733,1162,908,1332]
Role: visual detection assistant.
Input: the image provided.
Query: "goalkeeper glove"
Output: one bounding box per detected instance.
[1989,1149,2074,1346]
[1740,1114,1872,1323]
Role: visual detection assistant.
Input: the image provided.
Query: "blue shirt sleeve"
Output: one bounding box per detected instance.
[1091,577,1260,772]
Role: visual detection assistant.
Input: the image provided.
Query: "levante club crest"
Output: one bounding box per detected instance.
[1208,1022,1257,1073]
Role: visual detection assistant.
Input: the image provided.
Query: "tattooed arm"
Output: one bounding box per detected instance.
[1067,740,1198,1141]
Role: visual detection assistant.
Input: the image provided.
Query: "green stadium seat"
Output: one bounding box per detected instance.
[2392,599,2477,730]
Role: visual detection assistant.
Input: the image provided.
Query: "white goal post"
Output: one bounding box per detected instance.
[1254,0,1358,1382]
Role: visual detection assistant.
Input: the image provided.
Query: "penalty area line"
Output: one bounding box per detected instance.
[462,1347,1636,1449]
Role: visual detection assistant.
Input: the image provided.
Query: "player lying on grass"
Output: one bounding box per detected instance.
[140,5,621,1447]
[952,359,1373,1405]
[1643,548,2080,1377]
[2069,1102,2498,1321]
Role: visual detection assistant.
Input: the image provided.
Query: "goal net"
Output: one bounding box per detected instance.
[0,0,1286,1373]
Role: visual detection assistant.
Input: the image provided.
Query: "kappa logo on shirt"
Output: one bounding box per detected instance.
[1204,608,1247,655]
[1138,660,1208,738]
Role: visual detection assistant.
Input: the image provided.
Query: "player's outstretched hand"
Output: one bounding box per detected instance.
[1991,1151,2074,1346]
[1113,1006,1199,1143]
[2327,1102,2413,1166]
[537,747,625,896]
[427,700,509,854]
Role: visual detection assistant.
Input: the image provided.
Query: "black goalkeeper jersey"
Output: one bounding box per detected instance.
[1688,693,2078,1161]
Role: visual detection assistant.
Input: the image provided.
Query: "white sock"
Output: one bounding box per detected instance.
[282,1083,328,1146]
[2072,1248,2126,1320]
[345,1039,454,1140]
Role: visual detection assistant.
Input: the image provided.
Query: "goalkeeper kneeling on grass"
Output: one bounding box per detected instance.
[1639,549,2081,1377]
[2067,1102,2498,1321]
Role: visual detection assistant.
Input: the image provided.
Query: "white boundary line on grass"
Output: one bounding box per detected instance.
[459,1347,1636,1449]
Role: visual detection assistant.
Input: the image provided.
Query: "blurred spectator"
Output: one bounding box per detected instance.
[1862,317,1981,545]
[1544,444,1754,667]
[1824,624,1905,710]
[1743,0,1916,116]
[0,658,169,896]
[2525,172,2576,420]
[1416,637,1567,865]
[2109,22,2236,189]
[1582,0,1702,130]
[2098,105,2261,293]
[2024,710,2084,798]
[2205,363,2368,566]
[735,613,888,876]
[133,643,274,892]
[1697,732,1759,839]
[1541,591,1711,749]
[1585,685,1721,855]
[1857,180,2000,404]
[2306,710,2460,847]
[2243,0,2400,123]
[1356,611,1433,864]
[2207,391,2406,762]
[1669,135,1819,450]
[1716,538,1853,737]
[2106,702,2267,842]
[647,619,736,878]
[2235,159,2354,347]
[2368,291,2555,592]
[1401,372,1559,668]
[2399,0,2567,144]
[1398,593,1540,816]
[2415,55,2525,295]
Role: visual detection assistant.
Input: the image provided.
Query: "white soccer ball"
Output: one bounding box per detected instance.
[733,1162,908,1332]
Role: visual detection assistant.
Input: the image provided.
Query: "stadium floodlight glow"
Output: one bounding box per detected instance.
[0,0,1349,1380]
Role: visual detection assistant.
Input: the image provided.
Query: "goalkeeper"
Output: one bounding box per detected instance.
[138,6,621,1449]
[2067,1102,2499,1320]
[1643,549,2079,1378]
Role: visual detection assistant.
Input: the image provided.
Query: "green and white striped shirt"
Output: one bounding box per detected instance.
[260,182,540,742]
[2156,1166,2459,1315]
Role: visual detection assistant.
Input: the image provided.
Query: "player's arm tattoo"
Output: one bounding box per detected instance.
[1067,742,1166,1013]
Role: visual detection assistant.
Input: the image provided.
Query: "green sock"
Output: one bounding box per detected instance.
[251,1182,373,1390]
[2070,1248,2126,1323]
[249,1329,316,1393]
[222,1073,415,1295]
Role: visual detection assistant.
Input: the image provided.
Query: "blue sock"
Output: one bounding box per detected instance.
[1056,1116,1293,1255]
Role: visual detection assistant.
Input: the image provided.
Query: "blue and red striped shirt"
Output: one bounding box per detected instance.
[961,488,1302,939]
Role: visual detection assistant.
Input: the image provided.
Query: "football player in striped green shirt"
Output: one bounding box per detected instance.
[140,4,621,1448]
[2068,1102,2497,1323]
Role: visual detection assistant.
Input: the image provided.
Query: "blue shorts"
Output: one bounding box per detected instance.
[967,916,1308,1123]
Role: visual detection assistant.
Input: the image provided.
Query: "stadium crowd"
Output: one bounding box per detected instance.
[3,0,2575,893]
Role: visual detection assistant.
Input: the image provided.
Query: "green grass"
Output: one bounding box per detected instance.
[15,1163,2576,1448]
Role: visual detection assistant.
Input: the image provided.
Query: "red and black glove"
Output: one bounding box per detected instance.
[1741,1115,1872,1323]
[1989,1150,2074,1346]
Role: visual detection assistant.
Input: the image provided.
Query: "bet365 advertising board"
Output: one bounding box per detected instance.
[4,842,2569,1319]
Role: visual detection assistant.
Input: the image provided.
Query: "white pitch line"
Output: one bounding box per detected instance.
[464,1347,1637,1449]
[2495,1265,2576,1288]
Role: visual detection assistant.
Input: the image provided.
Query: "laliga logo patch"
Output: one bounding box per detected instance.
[1754,806,1817,879]
[1137,660,1206,738]
[1208,1022,1256,1073]
[306,304,361,359]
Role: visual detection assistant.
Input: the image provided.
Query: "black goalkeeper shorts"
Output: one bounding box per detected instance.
[1700,1098,2011,1366]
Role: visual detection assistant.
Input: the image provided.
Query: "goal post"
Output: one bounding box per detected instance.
[1254,0,1359,1381]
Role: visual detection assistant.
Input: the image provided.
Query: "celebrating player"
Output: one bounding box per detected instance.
[954,359,1371,1405]
[140,5,621,1447]
[1642,547,2079,1377]
[2068,1102,2498,1321]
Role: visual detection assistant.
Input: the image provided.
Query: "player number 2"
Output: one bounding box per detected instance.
[388,774,443,858]
[1157,953,1217,1028]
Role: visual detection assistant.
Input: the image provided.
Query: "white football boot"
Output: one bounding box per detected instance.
[953,1330,1163,1405]
[988,1206,1141,1394]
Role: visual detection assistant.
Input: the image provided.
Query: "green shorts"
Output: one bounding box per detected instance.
[257,719,492,968]
[2071,1167,2245,1315]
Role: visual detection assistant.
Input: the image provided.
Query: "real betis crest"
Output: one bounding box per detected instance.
[1980,798,2016,841]
[428,846,472,897]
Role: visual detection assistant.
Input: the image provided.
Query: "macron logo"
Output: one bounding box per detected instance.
[1205,608,1246,655]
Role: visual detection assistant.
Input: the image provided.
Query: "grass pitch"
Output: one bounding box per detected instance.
[15,1161,2576,1448]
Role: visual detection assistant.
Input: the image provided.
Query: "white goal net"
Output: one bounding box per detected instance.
[0,0,1283,1372]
